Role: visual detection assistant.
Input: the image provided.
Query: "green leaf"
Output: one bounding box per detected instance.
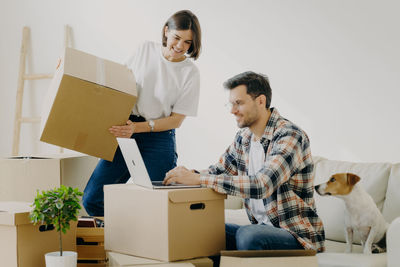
[55,202,63,209]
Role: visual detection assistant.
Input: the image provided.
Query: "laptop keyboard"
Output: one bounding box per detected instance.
[152,181,180,186]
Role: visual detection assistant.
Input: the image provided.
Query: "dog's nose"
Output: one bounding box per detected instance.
[315,185,320,190]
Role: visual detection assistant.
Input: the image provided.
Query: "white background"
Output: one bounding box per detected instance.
[1,0,399,169]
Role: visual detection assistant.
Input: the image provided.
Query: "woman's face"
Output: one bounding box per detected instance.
[163,26,193,62]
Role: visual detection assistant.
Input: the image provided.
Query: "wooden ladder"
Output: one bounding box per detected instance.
[12,25,72,156]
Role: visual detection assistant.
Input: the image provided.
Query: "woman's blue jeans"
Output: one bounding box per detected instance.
[225,223,304,250]
[83,116,177,216]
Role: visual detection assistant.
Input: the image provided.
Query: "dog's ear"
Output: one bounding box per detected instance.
[347,173,361,185]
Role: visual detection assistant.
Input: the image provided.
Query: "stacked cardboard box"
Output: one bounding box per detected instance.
[0,202,77,267]
[0,155,98,215]
[40,47,137,161]
[104,184,226,263]
[76,217,106,267]
[0,48,141,266]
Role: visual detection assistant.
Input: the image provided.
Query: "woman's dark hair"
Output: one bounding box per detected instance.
[162,10,201,60]
[223,71,272,109]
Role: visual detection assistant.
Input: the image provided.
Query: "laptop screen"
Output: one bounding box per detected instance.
[117,138,153,188]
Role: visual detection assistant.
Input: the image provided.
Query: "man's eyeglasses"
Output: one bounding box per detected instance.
[225,101,242,111]
[225,94,262,111]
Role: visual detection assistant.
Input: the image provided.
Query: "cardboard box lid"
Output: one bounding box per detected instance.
[7,156,50,160]
[168,188,227,203]
[5,154,93,160]
[0,202,33,226]
[104,184,227,203]
[220,249,316,257]
[63,47,137,96]
[106,251,213,267]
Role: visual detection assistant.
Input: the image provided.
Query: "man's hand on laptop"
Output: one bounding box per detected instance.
[163,166,201,185]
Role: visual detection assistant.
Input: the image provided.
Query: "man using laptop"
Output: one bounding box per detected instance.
[163,71,325,252]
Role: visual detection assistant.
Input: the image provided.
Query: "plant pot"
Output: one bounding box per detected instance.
[45,251,77,267]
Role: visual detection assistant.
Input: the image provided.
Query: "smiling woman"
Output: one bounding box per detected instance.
[82,10,202,217]
[162,10,201,61]
[162,29,193,62]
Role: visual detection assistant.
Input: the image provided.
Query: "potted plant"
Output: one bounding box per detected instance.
[30,185,83,267]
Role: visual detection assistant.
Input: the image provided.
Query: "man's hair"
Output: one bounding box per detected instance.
[162,10,202,60]
[223,71,272,108]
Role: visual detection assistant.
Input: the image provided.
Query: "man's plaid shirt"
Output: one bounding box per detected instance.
[200,108,325,252]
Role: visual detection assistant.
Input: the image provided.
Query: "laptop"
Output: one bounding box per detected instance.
[117,138,201,189]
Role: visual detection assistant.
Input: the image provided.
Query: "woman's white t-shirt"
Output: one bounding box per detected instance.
[125,41,200,120]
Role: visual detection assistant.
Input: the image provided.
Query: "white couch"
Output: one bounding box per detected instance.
[224,156,400,267]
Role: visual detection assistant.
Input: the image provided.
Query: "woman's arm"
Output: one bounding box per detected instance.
[109,112,186,138]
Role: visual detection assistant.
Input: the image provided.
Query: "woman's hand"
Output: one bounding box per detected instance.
[109,120,135,138]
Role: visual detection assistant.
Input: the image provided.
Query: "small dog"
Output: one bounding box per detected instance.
[315,173,388,254]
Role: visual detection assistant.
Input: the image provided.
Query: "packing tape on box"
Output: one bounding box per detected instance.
[96,58,106,85]
[74,132,88,150]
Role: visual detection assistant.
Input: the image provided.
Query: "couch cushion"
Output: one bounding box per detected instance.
[313,157,391,243]
[324,240,363,253]
[317,251,386,267]
[382,163,400,223]
[321,240,386,267]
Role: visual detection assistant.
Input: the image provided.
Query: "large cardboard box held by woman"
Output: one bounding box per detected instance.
[40,47,137,161]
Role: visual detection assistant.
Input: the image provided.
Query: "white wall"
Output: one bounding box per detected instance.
[1,0,399,168]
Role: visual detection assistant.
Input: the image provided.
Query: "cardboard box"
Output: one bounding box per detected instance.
[40,47,137,161]
[0,202,77,267]
[106,251,213,267]
[0,155,98,215]
[104,184,226,262]
[77,217,106,266]
[219,250,318,267]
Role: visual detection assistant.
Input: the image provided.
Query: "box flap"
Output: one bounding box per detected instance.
[2,156,60,165]
[168,188,226,203]
[7,156,51,160]
[39,153,90,159]
[107,251,165,265]
[6,154,90,160]
[0,202,32,226]
[64,47,137,96]
[107,251,213,266]
[220,249,316,257]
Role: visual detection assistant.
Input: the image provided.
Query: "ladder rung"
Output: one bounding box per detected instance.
[20,117,41,123]
[23,74,53,80]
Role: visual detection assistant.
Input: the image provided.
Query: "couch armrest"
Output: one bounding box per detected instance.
[387,216,400,267]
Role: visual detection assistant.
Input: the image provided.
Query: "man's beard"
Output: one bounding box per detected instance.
[237,109,258,128]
